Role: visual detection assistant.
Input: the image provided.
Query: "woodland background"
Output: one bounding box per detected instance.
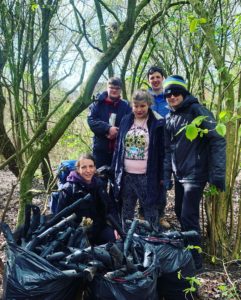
[0,1,240,299]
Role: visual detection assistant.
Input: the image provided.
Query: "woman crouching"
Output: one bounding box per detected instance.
[56,153,116,245]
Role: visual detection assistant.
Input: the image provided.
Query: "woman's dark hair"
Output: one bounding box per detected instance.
[76,153,96,168]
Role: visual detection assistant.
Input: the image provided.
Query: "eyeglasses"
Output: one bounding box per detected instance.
[108,86,121,91]
[165,92,181,98]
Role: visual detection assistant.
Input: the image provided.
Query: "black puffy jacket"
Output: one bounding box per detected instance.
[164,95,226,190]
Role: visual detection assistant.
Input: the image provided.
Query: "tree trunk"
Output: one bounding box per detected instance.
[17,0,146,224]
[189,0,239,258]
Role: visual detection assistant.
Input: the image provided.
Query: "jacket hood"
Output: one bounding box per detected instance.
[148,108,165,126]
[169,94,199,112]
[67,170,99,188]
[95,91,108,102]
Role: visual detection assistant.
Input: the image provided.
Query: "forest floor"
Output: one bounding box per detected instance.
[0,168,240,300]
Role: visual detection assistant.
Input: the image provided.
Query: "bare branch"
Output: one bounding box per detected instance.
[70,0,103,53]
[98,0,121,24]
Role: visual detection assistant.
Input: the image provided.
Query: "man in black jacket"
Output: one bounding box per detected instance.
[163,75,226,270]
[88,77,131,168]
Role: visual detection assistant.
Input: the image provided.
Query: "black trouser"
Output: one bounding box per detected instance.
[158,185,167,217]
[138,185,166,218]
[174,180,206,268]
[93,150,113,169]
[121,173,158,231]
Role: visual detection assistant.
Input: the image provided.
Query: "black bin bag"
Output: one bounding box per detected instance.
[83,272,158,300]
[138,236,197,300]
[156,264,195,300]
[83,236,158,300]
[3,242,80,300]
[153,242,197,300]
[153,242,195,274]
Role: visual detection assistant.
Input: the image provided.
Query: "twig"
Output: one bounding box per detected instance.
[222,260,241,300]
[1,181,18,223]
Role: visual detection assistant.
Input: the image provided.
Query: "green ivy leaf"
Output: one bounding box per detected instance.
[191,115,207,126]
[211,256,216,263]
[199,18,207,24]
[208,185,219,195]
[184,286,196,294]
[31,3,39,11]
[219,111,227,121]
[219,110,232,122]
[190,19,198,33]
[191,278,201,285]
[235,15,241,26]
[186,124,198,141]
[216,123,226,137]
[186,245,194,250]
[218,284,227,291]
[177,270,181,279]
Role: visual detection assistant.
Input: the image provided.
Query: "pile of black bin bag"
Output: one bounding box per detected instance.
[1,196,198,300]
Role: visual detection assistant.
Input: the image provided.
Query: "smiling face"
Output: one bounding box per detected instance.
[165,93,184,109]
[132,100,150,120]
[107,84,121,100]
[148,71,164,93]
[77,158,96,183]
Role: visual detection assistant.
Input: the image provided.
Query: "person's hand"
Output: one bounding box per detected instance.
[114,230,121,240]
[82,217,93,226]
[163,179,173,190]
[107,126,119,139]
[211,179,225,192]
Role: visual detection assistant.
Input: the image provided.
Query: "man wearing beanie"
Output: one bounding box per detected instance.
[163,75,226,270]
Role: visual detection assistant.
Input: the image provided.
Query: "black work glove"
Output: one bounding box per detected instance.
[97,165,114,181]
[163,179,173,190]
[210,179,225,192]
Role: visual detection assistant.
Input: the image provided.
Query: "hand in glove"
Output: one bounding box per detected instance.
[163,179,173,190]
[210,179,225,192]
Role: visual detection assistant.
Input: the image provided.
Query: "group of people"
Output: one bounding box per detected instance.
[56,66,226,271]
